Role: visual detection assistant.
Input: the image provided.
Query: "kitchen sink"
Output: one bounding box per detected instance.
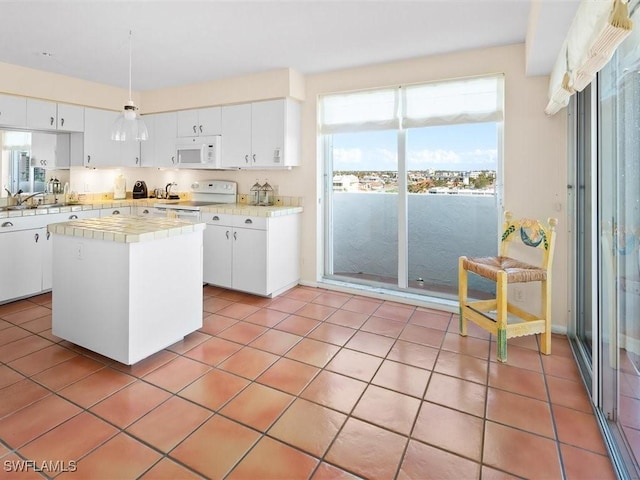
[4,205,37,211]
[36,203,68,209]
[0,203,74,211]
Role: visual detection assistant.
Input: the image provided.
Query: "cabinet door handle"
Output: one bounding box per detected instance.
[171,156,175,164]
[69,214,78,220]
[225,230,229,239]
[112,210,120,215]
[244,218,253,224]
[50,116,54,126]
[212,215,220,221]
[199,125,203,133]
[46,232,51,240]
[61,118,65,127]
[233,231,237,240]
[252,154,256,163]
[34,232,40,243]
[193,125,197,134]
[245,155,249,164]
[1,221,13,227]
[87,155,91,163]
[136,157,139,165]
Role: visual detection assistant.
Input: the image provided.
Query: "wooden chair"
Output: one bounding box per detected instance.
[458,211,558,362]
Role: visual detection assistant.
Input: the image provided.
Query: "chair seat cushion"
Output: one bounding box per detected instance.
[463,256,547,283]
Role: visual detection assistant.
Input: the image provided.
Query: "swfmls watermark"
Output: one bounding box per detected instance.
[3,459,77,473]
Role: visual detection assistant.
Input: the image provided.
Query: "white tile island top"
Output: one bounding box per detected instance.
[47,215,205,243]
[50,215,204,365]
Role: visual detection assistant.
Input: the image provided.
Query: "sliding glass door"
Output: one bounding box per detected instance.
[328,130,399,288]
[573,5,640,475]
[598,15,640,474]
[322,76,503,300]
[406,123,499,299]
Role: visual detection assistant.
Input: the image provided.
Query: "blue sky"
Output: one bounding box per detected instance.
[332,122,498,171]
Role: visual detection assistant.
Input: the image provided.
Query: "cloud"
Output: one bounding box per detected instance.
[408,149,461,165]
[334,146,497,171]
[459,148,498,165]
[333,148,363,165]
[371,148,397,165]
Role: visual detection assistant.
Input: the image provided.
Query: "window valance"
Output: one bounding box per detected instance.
[545,0,633,115]
[319,75,504,134]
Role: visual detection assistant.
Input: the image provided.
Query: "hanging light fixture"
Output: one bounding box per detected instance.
[111,30,148,141]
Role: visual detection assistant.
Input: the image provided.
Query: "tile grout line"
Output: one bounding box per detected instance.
[0,289,609,479]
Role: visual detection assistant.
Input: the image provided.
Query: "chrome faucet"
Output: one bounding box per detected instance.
[17,191,46,206]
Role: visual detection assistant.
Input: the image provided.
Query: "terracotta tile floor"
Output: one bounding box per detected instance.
[0,285,616,479]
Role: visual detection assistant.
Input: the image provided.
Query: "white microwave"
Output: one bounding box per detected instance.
[176,136,221,168]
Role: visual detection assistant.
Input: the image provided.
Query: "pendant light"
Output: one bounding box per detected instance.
[110,30,148,142]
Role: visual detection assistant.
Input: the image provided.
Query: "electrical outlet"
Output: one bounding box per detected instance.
[514,287,525,302]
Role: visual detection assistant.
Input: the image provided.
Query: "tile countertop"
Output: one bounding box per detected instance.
[0,200,150,218]
[47,216,206,243]
[0,200,303,219]
[201,203,303,217]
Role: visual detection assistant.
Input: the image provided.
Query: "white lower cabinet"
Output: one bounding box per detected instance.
[0,224,44,303]
[0,210,100,303]
[203,212,300,297]
[99,207,131,217]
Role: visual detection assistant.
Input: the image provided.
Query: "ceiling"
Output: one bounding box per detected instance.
[0,1,580,92]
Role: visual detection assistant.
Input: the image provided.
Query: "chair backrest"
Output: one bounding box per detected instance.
[499,211,558,270]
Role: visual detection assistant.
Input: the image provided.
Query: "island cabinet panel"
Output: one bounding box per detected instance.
[51,221,203,365]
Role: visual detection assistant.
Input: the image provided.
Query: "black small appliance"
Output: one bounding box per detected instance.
[132,180,148,199]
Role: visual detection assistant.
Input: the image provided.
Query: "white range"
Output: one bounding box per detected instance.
[149,179,237,220]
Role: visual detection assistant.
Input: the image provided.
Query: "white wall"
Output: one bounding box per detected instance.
[302,44,568,330]
[0,43,570,330]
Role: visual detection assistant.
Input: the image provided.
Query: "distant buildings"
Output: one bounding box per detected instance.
[333,170,496,194]
[333,174,360,192]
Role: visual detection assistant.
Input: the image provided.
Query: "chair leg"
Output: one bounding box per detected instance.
[541,279,552,355]
[458,257,468,337]
[496,271,508,362]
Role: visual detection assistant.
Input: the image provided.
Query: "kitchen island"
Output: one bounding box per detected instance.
[48,216,205,365]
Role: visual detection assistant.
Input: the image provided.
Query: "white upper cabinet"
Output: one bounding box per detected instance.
[140,115,155,167]
[221,103,252,168]
[120,138,142,168]
[26,99,84,132]
[26,99,58,130]
[83,107,120,167]
[141,112,178,168]
[84,107,141,168]
[221,99,300,169]
[177,106,221,137]
[57,104,84,132]
[0,94,27,127]
[28,132,71,169]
